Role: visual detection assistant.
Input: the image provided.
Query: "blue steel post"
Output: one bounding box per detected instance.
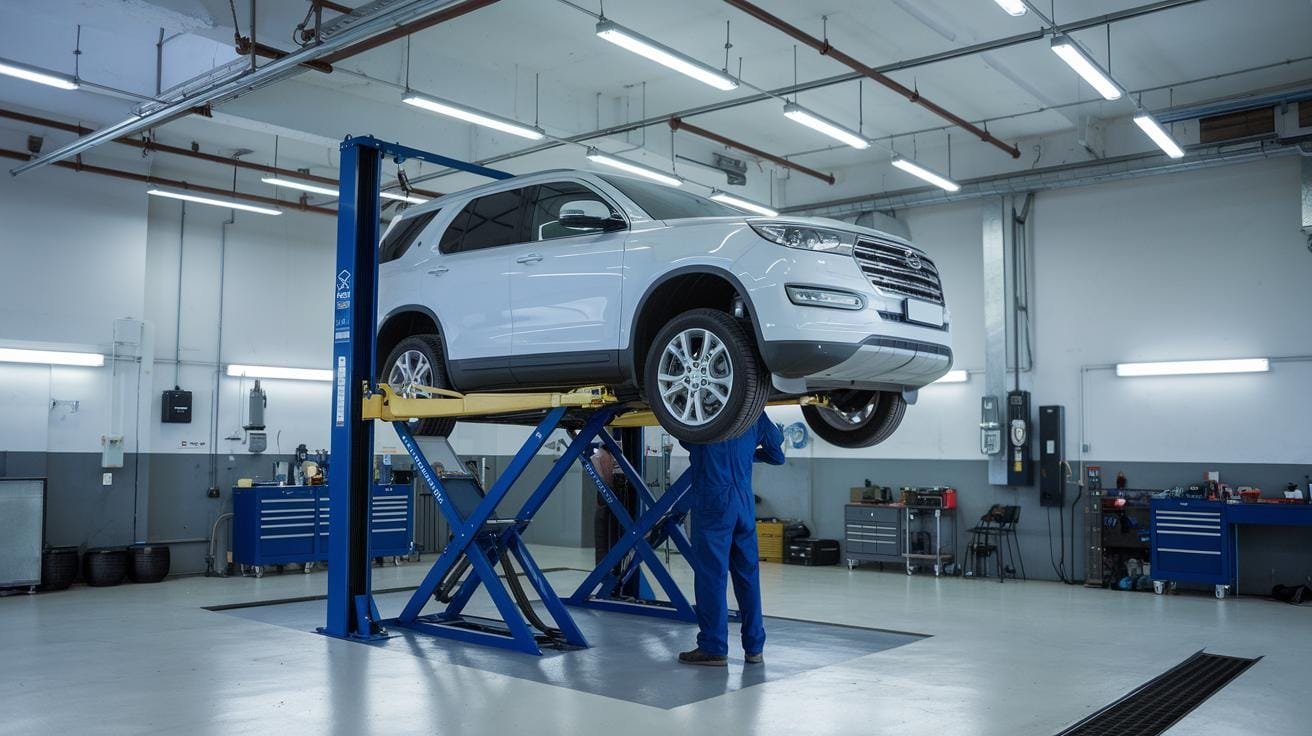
[324,138,384,640]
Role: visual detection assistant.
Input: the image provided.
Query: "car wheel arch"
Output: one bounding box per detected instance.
[625,266,765,389]
[377,305,449,375]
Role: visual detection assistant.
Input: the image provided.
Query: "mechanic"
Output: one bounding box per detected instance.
[678,410,785,667]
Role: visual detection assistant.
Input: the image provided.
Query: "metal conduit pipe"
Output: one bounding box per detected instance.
[785,139,1299,216]
[0,148,337,216]
[668,117,835,185]
[720,0,1021,159]
[0,108,442,198]
[10,0,494,175]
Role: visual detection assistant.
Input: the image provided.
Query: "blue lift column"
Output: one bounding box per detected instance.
[322,135,513,641]
[324,138,384,640]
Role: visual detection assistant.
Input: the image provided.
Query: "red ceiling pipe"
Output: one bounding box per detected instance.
[0,108,442,198]
[314,0,355,14]
[0,148,337,216]
[236,39,335,74]
[669,117,836,185]
[320,0,503,64]
[721,0,1022,159]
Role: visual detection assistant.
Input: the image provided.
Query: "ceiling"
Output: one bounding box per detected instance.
[1,0,1310,210]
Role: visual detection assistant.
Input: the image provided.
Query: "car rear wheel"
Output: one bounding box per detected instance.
[381,335,456,437]
[644,308,769,444]
[802,389,907,448]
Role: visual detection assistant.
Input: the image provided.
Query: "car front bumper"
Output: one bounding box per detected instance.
[759,336,952,391]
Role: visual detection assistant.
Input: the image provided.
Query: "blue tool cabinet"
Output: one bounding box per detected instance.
[234,484,412,572]
[1149,498,1232,597]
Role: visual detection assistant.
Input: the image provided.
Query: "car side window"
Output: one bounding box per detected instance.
[442,188,529,253]
[379,209,439,264]
[527,181,620,241]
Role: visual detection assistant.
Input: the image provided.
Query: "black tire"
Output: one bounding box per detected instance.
[83,547,129,587]
[40,546,79,591]
[128,544,171,583]
[802,389,907,448]
[643,308,769,444]
[380,334,456,437]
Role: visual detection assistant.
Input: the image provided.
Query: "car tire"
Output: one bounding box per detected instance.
[644,308,769,444]
[802,389,907,448]
[381,335,457,437]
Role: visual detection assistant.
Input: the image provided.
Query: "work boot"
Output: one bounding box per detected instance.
[678,648,727,667]
[744,652,764,664]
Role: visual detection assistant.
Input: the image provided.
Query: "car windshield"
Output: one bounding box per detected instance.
[598,175,739,220]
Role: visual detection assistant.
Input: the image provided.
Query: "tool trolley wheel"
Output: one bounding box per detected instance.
[303,562,315,574]
[1153,580,1167,595]
[644,309,770,444]
[846,559,857,570]
[253,565,264,579]
[802,390,907,449]
[381,334,458,437]
[1215,584,1230,599]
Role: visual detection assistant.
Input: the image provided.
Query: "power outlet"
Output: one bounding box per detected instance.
[101,472,113,486]
[207,487,221,499]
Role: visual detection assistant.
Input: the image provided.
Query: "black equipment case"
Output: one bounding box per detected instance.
[784,538,841,566]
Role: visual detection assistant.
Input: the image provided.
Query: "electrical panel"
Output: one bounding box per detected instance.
[1039,404,1066,506]
[1006,390,1033,486]
[161,389,192,423]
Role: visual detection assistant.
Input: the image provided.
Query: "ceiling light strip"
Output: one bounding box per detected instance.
[1115,358,1269,377]
[709,190,778,216]
[1132,111,1185,159]
[586,149,682,186]
[148,189,282,216]
[783,102,870,149]
[0,57,78,90]
[595,20,738,91]
[0,347,104,367]
[401,91,544,140]
[890,157,961,192]
[226,364,334,381]
[1050,34,1122,101]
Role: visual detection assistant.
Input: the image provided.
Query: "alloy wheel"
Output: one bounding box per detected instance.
[656,328,734,426]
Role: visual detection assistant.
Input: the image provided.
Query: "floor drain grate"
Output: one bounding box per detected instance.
[1056,651,1259,736]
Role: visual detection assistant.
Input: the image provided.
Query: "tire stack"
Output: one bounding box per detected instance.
[39,546,80,591]
[128,544,170,583]
[82,547,129,587]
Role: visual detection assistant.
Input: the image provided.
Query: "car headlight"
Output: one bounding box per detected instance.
[749,222,856,255]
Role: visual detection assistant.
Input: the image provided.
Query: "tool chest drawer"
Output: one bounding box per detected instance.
[1150,499,1231,586]
[845,504,903,564]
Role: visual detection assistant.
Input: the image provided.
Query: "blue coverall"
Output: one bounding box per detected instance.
[682,413,786,657]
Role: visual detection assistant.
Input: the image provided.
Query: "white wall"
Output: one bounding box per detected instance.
[2,154,1310,472]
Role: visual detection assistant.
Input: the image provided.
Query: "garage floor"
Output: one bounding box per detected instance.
[2,545,1303,735]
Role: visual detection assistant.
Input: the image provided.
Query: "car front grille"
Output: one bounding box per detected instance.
[853,239,944,305]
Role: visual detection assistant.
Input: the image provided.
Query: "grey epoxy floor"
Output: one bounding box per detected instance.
[2,545,1305,735]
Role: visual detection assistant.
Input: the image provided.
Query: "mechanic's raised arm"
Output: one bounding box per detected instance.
[753,413,786,466]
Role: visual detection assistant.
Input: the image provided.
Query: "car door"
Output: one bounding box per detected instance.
[426,187,530,389]
[507,180,627,385]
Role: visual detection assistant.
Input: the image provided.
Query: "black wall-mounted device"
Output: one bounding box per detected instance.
[1006,390,1033,486]
[1039,404,1066,506]
[161,388,192,424]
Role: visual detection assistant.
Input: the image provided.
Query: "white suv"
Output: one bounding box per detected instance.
[376,170,952,447]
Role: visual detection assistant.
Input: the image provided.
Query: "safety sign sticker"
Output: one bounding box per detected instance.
[335,356,347,427]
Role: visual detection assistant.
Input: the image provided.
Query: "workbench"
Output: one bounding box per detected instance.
[1150,498,1312,598]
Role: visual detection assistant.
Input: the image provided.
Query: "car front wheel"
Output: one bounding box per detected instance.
[644,308,769,444]
[380,335,456,437]
[801,389,907,448]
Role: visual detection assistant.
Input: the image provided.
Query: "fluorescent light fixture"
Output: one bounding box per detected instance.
[0,347,103,367]
[783,102,870,149]
[381,191,428,204]
[595,20,738,91]
[709,190,778,217]
[401,91,544,140]
[227,364,333,381]
[0,57,78,90]
[261,176,338,197]
[1132,111,1185,159]
[932,369,969,384]
[1050,34,1122,101]
[891,156,961,192]
[1115,358,1269,377]
[263,177,428,205]
[148,189,281,216]
[991,0,1029,15]
[586,148,682,186]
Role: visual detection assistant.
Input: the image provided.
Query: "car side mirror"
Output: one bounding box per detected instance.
[559,200,625,232]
